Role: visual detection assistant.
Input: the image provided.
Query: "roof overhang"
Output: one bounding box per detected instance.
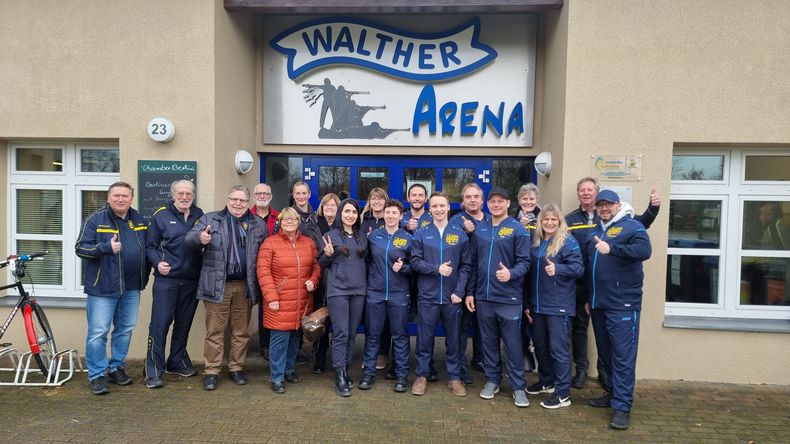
[224,0,563,14]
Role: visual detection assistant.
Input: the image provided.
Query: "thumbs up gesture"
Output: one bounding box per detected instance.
[439,260,453,276]
[495,261,511,282]
[199,224,213,245]
[110,233,122,254]
[649,187,662,207]
[593,235,610,255]
[545,256,556,276]
[461,216,475,233]
[392,257,404,272]
[408,217,418,231]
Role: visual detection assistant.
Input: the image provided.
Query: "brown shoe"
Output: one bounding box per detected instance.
[411,376,427,396]
[376,355,390,370]
[448,380,467,397]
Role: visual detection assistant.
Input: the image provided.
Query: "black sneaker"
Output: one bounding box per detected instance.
[471,360,485,373]
[229,371,248,385]
[610,409,630,430]
[312,361,325,374]
[384,364,396,380]
[526,382,554,395]
[145,376,164,389]
[107,368,132,386]
[165,367,198,377]
[271,381,286,394]
[540,393,571,409]
[588,392,612,408]
[203,374,218,391]
[394,377,408,393]
[285,372,299,384]
[90,376,110,395]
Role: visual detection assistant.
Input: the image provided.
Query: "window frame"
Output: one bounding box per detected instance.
[668,148,790,322]
[6,142,119,304]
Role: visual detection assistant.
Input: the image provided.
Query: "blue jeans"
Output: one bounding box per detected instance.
[85,290,141,380]
[269,329,299,383]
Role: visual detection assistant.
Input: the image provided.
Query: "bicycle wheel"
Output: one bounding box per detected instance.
[23,302,57,377]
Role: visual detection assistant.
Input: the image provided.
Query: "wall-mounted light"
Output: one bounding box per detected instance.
[534,151,552,176]
[234,150,254,174]
[148,117,175,143]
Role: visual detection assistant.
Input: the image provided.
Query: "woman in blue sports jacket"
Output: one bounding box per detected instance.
[359,199,412,393]
[526,204,584,409]
[410,192,471,397]
[318,198,368,397]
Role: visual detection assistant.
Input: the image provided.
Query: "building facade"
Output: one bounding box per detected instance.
[1,0,788,384]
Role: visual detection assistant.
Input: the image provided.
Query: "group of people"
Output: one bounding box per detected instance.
[75,176,660,431]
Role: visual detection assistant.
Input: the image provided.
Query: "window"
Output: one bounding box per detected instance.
[8,143,120,303]
[667,149,790,324]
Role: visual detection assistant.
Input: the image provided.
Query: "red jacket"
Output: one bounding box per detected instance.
[251,206,280,236]
[257,230,320,330]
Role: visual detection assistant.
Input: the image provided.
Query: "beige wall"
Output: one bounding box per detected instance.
[558,0,790,384]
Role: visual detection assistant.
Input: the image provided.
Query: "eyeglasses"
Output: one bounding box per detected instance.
[595,201,617,209]
[227,197,249,204]
[254,192,272,196]
[281,217,299,223]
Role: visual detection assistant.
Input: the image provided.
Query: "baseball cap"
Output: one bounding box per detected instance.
[487,187,510,200]
[595,189,620,205]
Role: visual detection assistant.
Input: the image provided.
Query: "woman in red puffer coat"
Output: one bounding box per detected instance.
[257,207,320,394]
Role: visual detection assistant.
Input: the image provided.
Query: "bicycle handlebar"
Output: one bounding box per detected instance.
[0,251,48,268]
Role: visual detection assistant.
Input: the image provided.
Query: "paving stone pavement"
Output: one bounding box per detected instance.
[1,342,789,444]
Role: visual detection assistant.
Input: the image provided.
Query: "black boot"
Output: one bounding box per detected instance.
[345,366,354,389]
[335,369,351,397]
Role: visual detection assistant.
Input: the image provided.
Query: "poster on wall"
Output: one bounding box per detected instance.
[262,15,537,147]
[137,160,197,220]
[591,154,643,181]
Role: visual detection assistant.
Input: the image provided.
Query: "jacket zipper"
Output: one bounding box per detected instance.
[384,233,391,301]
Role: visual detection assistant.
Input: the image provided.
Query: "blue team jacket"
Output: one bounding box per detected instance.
[366,227,413,302]
[411,223,471,304]
[318,228,368,297]
[529,235,584,315]
[468,216,531,304]
[145,201,204,281]
[585,216,652,311]
[401,209,433,233]
[449,211,491,233]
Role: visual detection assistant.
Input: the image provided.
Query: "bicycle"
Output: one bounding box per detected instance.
[0,251,57,377]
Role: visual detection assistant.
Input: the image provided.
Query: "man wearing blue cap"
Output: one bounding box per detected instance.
[584,189,651,430]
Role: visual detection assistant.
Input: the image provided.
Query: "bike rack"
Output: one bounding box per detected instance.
[0,346,86,387]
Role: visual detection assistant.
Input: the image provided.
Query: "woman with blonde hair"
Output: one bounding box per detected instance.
[526,203,584,410]
[360,187,389,235]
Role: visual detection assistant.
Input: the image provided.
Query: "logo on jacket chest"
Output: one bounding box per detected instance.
[444,233,459,246]
[606,226,623,238]
[392,237,408,248]
[497,227,514,238]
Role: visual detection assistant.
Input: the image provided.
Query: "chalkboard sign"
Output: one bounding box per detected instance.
[138,160,197,220]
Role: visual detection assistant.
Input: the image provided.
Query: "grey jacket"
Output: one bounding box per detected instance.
[185,208,267,304]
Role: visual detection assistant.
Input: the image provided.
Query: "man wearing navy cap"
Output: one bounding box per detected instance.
[466,187,531,408]
[584,189,652,430]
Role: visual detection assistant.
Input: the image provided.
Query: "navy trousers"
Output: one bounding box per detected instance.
[363,299,410,378]
[591,309,641,412]
[532,313,572,397]
[145,277,199,378]
[476,300,526,390]
[327,294,365,370]
[416,302,463,381]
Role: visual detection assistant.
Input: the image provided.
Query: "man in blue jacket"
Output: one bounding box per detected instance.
[565,177,660,389]
[584,190,652,430]
[76,182,150,395]
[143,180,204,389]
[465,187,531,407]
[411,192,471,397]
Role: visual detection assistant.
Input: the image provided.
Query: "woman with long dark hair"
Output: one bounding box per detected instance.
[318,198,368,397]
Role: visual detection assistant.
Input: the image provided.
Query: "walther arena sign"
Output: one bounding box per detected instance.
[263,15,537,147]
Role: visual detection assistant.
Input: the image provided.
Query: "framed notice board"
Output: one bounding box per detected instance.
[138,160,197,220]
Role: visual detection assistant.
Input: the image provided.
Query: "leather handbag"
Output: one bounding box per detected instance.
[301,306,329,342]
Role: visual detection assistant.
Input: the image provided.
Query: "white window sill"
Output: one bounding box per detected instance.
[664,315,790,333]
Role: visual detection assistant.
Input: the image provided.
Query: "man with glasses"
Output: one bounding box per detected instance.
[251,183,279,361]
[584,190,651,430]
[186,185,268,391]
[143,180,204,389]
